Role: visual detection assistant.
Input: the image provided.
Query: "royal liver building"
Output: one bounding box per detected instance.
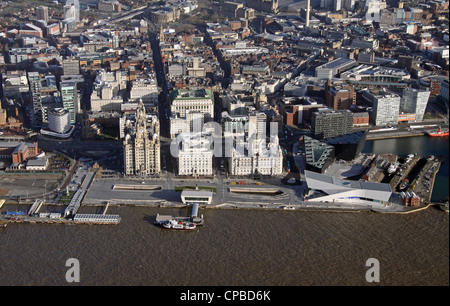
[123,100,161,176]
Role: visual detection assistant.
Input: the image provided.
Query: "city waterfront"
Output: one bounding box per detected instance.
[0,135,448,286]
[363,135,449,202]
[0,0,449,290]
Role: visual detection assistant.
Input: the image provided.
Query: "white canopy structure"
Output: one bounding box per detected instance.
[304,170,392,207]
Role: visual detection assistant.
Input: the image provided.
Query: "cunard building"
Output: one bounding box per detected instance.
[123,100,161,176]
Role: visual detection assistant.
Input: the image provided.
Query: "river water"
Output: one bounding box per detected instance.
[0,205,448,286]
[0,135,448,286]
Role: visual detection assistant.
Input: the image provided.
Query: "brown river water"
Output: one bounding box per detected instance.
[0,205,448,286]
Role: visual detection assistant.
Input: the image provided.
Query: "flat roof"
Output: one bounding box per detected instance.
[173,88,212,100]
[26,158,48,166]
[317,58,355,70]
[181,190,214,197]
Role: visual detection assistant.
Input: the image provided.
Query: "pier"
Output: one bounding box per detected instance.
[155,203,204,226]
[407,156,443,202]
[365,122,449,141]
[64,170,96,218]
[103,202,110,215]
[0,214,120,225]
[73,214,120,224]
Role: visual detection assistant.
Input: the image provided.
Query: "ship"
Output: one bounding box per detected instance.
[162,219,197,230]
[427,127,449,137]
[387,162,399,174]
[399,179,409,190]
[0,221,7,228]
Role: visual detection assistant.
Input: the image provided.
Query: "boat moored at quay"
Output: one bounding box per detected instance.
[162,219,197,230]
[427,127,449,137]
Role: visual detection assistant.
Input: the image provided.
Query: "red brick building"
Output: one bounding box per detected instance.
[325,80,356,111]
[0,141,39,164]
[353,112,369,127]
[429,77,448,97]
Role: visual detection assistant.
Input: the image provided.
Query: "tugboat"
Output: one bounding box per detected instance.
[399,179,409,190]
[162,219,197,230]
[427,127,449,137]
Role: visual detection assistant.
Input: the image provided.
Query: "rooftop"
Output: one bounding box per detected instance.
[305,170,392,194]
[26,158,48,167]
[181,189,214,197]
[316,58,356,70]
[173,88,212,100]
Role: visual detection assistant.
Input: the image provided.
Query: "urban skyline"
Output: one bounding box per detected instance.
[0,0,448,288]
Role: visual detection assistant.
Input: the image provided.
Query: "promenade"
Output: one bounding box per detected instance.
[81,173,414,214]
[365,120,449,140]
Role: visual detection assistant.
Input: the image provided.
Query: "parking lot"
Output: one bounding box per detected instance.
[0,173,64,198]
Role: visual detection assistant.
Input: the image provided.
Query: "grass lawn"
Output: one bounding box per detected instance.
[59,191,75,203]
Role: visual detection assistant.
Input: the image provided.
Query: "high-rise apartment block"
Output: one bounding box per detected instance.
[36,6,49,23]
[27,71,43,129]
[64,2,79,22]
[48,108,71,134]
[60,81,79,124]
[368,91,401,126]
[437,80,449,106]
[400,88,430,122]
[311,109,353,139]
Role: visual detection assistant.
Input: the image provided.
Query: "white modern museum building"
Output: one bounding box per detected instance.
[304,170,393,208]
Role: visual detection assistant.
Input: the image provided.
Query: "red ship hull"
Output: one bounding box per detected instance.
[428,132,449,137]
[427,127,449,137]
